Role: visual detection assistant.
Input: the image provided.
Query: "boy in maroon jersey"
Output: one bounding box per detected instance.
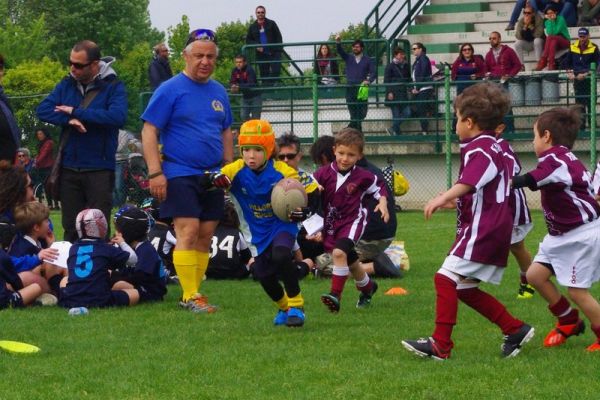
[402,82,534,360]
[513,107,600,352]
[312,128,389,312]
[495,124,535,299]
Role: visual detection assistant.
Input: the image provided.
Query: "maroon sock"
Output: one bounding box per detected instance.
[431,273,457,352]
[549,295,579,325]
[457,287,523,335]
[520,273,528,285]
[330,274,348,298]
[591,324,600,341]
[356,278,373,294]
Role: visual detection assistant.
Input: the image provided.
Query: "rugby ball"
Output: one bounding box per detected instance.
[271,178,308,222]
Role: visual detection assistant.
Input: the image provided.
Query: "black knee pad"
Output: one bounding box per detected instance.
[334,238,358,265]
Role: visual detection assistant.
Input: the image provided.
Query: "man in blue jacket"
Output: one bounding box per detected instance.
[336,35,375,132]
[36,40,128,242]
[565,27,600,130]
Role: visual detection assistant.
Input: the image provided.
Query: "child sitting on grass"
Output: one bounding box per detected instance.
[402,82,534,360]
[0,218,43,309]
[312,128,389,312]
[212,119,318,327]
[140,197,178,283]
[513,107,600,352]
[111,206,167,303]
[57,209,139,309]
[10,201,63,302]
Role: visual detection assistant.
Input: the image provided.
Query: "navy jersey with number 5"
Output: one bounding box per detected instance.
[59,239,129,308]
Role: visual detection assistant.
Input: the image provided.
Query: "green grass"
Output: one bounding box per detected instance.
[3,210,600,399]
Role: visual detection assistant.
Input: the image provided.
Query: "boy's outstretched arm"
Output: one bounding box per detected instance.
[374,196,389,223]
[424,183,472,220]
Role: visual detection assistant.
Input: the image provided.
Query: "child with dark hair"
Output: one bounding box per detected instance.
[140,197,178,283]
[206,199,252,279]
[0,218,43,309]
[513,107,600,352]
[403,82,534,360]
[112,206,167,302]
[313,128,389,312]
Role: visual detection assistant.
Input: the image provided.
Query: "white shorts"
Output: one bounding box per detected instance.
[533,218,600,288]
[439,255,506,285]
[511,222,533,245]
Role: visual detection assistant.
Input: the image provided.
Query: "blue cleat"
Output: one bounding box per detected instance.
[286,307,305,327]
[273,310,288,326]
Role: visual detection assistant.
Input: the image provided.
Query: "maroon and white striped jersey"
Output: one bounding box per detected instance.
[527,145,599,235]
[313,162,387,252]
[449,132,513,267]
[497,137,532,227]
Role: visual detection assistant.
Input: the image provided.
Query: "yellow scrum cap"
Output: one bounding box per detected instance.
[238,119,275,159]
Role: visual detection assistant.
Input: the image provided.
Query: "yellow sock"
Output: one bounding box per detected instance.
[196,251,210,292]
[276,293,289,311]
[288,293,304,309]
[173,250,198,302]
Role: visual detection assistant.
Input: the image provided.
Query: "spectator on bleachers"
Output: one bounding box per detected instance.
[315,44,339,86]
[484,32,521,134]
[535,4,571,70]
[506,0,577,30]
[410,42,434,135]
[246,5,283,86]
[335,35,375,132]
[485,32,522,80]
[513,5,545,65]
[564,27,600,129]
[578,0,600,27]
[230,54,262,122]
[451,43,486,95]
[384,47,411,135]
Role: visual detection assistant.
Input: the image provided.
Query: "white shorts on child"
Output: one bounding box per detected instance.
[511,222,533,245]
[533,218,600,288]
[440,255,505,285]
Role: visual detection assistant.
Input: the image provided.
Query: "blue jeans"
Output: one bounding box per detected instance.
[510,0,576,26]
[390,104,411,134]
[241,96,262,121]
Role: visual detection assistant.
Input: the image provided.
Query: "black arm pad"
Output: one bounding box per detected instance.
[512,173,537,191]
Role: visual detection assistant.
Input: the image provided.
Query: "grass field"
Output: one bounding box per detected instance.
[2,210,600,400]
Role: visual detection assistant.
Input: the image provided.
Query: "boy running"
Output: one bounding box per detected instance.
[402,82,534,360]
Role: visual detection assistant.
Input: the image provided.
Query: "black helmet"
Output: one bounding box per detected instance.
[115,206,150,244]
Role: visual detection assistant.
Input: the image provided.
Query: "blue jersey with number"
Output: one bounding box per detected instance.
[221,159,311,256]
[59,239,129,308]
[141,73,233,178]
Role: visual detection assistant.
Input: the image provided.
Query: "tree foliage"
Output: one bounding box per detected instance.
[2,0,163,61]
[0,15,55,66]
[2,57,66,145]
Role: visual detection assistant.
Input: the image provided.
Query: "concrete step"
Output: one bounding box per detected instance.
[423,2,489,13]
[408,22,475,35]
[431,0,512,5]
[417,10,510,24]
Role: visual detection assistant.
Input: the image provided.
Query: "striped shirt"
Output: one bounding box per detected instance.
[449,132,513,267]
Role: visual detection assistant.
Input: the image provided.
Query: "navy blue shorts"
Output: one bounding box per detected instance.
[160,175,224,221]
[110,290,131,307]
[252,231,295,279]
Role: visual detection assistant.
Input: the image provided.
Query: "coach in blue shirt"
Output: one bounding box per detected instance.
[336,35,376,132]
[36,40,127,242]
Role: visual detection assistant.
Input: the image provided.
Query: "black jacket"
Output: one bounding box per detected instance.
[246,18,283,54]
[357,158,398,241]
[148,57,173,90]
[384,61,411,106]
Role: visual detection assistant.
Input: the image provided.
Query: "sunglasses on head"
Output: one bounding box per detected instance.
[69,60,94,69]
[186,29,216,46]
[277,152,298,160]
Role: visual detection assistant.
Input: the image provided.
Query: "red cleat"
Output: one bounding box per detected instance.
[543,320,585,347]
